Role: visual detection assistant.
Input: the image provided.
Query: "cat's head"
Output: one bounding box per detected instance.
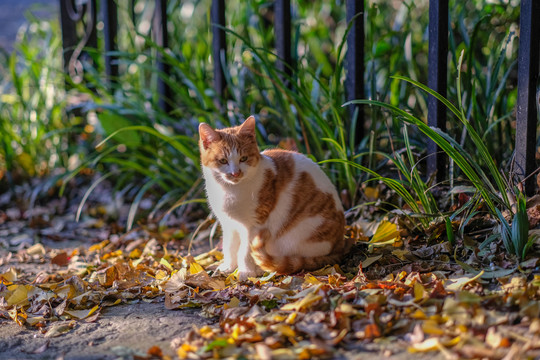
[199,116,261,185]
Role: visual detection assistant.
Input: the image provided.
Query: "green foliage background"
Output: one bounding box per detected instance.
[0,0,527,236]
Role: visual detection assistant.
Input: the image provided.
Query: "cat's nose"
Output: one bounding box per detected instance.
[230,171,242,178]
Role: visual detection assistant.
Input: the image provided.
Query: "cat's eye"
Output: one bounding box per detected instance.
[218,158,228,164]
[239,156,248,162]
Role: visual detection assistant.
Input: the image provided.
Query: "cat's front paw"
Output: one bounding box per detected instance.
[216,262,237,274]
[237,268,264,281]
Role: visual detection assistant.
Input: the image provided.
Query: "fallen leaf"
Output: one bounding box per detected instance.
[371,221,400,243]
[281,292,323,312]
[64,305,99,320]
[361,254,382,268]
[445,271,484,292]
[44,321,76,337]
[51,251,70,266]
[27,243,46,256]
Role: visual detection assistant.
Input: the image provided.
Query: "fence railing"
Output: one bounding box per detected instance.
[58,0,540,194]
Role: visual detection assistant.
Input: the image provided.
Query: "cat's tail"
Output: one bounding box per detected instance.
[250,229,354,275]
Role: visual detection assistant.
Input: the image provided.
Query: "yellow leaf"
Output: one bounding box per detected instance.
[364,186,380,201]
[88,240,109,252]
[64,305,99,319]
[409,337,443,352]
[199,325,215,339]
[414,282,426,302]
[445,271,484,292]
[304,274,322,285]
[281,292,322,312]
[129,248,142,259]
[443,336,462,347]
[160,258,174,271]
[371,221,399,243]
[256,271,277,283]
[224,297,240,309]
[392,249,409,260]
[396,271,407,281]
[410,309,427,319]
[285,312,297,324]
[231,323,242,340]
[177,344,197,359]
[0,268,18,283]
[7,285,31,306]
[225,272,237,285]
[101,249,122,260]
[269,314,287,322]
[189,262,204,274]
[311,265,344,276]
[155,270,168,280]
[26,315,47,326]
[421,319,445,335]
[194,249,221,265]
[8,307,27,326]
[271,324,296,337]
[55,284,76,299]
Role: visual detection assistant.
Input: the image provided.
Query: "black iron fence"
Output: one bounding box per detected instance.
[58,0,540,194]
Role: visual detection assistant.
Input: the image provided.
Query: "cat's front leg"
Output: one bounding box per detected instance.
[216,222,240,274]
[236,227,264,281]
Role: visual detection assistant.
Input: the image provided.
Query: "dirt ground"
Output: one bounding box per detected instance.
[0,303,433,360]
[0,302,210,360]
[0,247,436,360]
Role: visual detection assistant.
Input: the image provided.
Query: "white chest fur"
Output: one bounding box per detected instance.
[202,157,272,226]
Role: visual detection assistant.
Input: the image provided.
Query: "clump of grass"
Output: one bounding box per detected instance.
[0,13,72,186]
[496,192,534,260]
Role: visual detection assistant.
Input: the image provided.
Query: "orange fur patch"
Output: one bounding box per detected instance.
[255,150,295,224]
[251,149,348,274]
[199,124,261,168]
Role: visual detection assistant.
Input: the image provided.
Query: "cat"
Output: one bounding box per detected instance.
[198,116,351,280]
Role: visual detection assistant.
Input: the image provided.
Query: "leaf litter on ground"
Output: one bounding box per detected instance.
[2,184,540,359]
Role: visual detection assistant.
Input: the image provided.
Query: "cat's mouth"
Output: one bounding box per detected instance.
[223,173,244,184]
[225,175,243,184]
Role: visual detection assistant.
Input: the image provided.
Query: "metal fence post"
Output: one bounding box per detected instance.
[211,0,227,103]
[275,0,292,88]
[427,0,449,182]
[59,0,97,86]
[153,0,172,113]
[515,0,540,195]
[59,1,77,80]
[346,0,365,144]
[103,0,118,88]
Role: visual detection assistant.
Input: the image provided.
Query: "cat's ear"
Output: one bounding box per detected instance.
[199,123,221,149]
[239,116,256,136]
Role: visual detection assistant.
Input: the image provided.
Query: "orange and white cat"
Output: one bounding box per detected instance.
[199,116,350,280]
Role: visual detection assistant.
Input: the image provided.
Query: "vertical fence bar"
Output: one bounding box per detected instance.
[515,0,540,195]
[427,0,449,181]
[59,0,97,86]
[153,0,172,113]
[59,0,77,81]
[274,0,292,87]
[103,0,118,88]
[211,0,227,102]
[346,0,365,144]
[87,0,98,50]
